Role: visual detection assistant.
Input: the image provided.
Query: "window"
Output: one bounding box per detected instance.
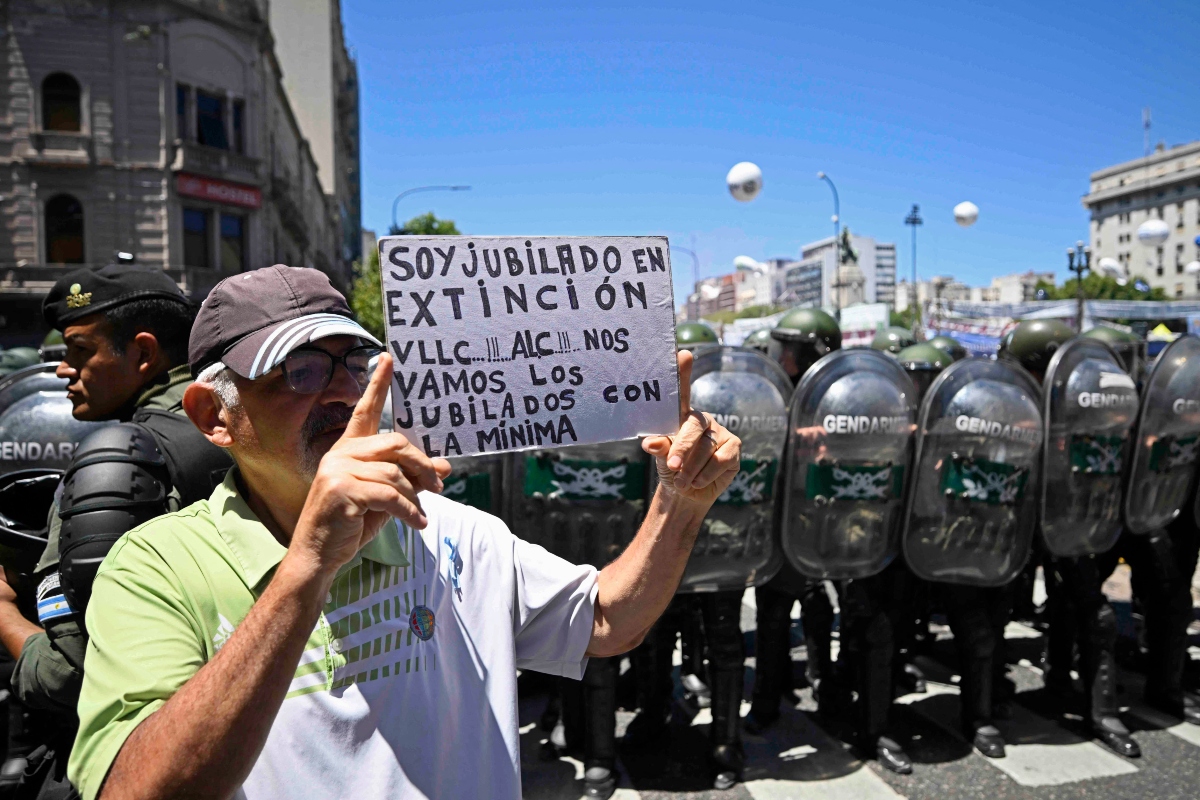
[176,84,190,141]
[1176,283,1184,298]
[196,90,228,150]
[1178,203,1185,229]
[183,208,209,268]
[45,194,85,263]
[220,214,244,271]
[232,99,245,154]
[42,73,81,132]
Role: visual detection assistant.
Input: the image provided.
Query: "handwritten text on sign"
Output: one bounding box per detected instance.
[378,236,680,457]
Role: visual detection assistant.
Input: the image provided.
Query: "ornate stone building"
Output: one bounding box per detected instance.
[0,0,360,344]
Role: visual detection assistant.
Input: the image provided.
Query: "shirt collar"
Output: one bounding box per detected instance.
[211,470,410,592]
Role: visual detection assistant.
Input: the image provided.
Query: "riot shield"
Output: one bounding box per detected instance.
[782,349,917,580]
[676,346,791,593]
[0,365,103,571]
[1039,338,1139,556]
[1124,335,1200,534]
[509,440,649,569]
[903,358,1042,586]
[442,455,507,521]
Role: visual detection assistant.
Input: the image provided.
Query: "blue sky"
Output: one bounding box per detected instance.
[345,0,1200,309]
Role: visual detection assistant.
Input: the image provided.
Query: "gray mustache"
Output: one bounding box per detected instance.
[303,404,354,443]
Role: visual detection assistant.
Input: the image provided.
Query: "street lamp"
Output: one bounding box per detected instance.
[904,204,923,334]
[816,172,840,309]
[390,185,471,233]
[1067,240,1092,332]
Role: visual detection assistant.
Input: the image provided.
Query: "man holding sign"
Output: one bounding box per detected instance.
[67,265,740,800]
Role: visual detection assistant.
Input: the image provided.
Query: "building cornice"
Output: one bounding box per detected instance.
[1089,140,1200,181]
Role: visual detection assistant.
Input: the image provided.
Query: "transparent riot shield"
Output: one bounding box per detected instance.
[782,349,918,580]
[442,455,508,521]
[675,346,791,593]
[508,440,648,569]
[903,359,1042,586]
[0,365,104,573]
[1039,338,1139,556]
[1124,335,1200,534]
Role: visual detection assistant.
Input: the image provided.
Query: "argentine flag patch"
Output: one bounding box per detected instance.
[36,572,74,624]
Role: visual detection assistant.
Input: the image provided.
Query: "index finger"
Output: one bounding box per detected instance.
[345,351,393,438]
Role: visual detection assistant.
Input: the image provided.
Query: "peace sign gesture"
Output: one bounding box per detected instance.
[292,352,452,581]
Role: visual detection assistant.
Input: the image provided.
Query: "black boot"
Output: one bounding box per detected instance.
[583,766,617,799]
[875,735,913,774]
[710,669,745,789]
[1093,716,1140,758]
[972,725,1006,758]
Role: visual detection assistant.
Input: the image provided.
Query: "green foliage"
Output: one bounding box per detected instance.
[355,213,462,341]
[701,304,785,325]
[1034,274,1166,302]
[890,306,919,329]
[350,247,384,342]
[388,212,462,236]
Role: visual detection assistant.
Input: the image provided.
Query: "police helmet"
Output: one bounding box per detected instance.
[897,342,953,402]
[676,321,719,351]
[1081,325,1144,378]
[743,328,774,356]
[926,335,968,362]
[40,330,66,363]
[1004,319,1075,378]
[0,348,41,377]
[770,308,841,382]
[871,326,916,355]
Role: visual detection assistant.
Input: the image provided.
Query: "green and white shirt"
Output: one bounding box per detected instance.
[69,471,598,800]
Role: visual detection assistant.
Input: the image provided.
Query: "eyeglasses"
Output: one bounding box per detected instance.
[280,345,382,394]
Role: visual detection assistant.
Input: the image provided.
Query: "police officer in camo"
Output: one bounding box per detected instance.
[0,264,231,797]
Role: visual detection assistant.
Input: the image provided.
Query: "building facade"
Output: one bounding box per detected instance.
[990,270,1055,303]
[1083,140,1200,298]
[0,0,353,345]
[269,0,361,265]
[778,233,896,310]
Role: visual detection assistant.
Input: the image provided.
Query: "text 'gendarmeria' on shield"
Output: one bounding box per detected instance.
[378,236,681,457]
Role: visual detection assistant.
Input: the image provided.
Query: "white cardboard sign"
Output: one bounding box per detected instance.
[377,236,680,457]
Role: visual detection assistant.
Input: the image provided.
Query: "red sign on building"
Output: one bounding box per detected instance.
[175,173,262,209]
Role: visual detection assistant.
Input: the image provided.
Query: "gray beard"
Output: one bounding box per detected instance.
[298,403,354,478]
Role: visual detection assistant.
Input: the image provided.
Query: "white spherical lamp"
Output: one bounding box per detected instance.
[953,201,979,227]
[1137,219,1170,247]
[1185,260,1200,275]
[726,162,763,202]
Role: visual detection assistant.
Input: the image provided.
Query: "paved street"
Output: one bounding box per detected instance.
[520,571,1200,800]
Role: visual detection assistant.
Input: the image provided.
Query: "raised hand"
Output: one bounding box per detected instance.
[291,352,452,580]
[641,349,741,507]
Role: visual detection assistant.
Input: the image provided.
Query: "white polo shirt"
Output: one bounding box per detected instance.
[70,472,599,800]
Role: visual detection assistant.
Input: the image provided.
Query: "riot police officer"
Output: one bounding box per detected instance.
[1100,330,1200,727]
[746,309,841,734]
[0,264,232,794]
[1007,319,1140,757]
[742,328,775,358]
[629,322,760,790]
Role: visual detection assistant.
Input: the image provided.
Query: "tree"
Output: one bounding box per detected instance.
[1034,273,1166,302]
[352,213,462,341]
[387,211,461,237]
[890,306,919,329]
[701,304,785,325]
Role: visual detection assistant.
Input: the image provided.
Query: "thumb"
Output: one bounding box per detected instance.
[345,351,392,438]
[676,349,693,425]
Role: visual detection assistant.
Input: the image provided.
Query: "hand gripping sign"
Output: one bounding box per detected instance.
[378,236,680,457]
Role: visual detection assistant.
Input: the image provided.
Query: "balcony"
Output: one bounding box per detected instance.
[171,140,261,186]
[26,132,92,166]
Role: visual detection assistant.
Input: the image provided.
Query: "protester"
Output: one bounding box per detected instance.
[67,265,741,800]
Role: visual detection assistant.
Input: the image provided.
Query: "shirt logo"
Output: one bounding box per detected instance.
[213,613,235,652]
[409,606,436,641]
[66,283,92,309]
[444,537,463,601]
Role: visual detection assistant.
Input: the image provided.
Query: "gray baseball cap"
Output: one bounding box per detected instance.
[189,265,381,379]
